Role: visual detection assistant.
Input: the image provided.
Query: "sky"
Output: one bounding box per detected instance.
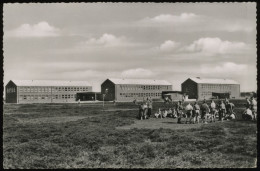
[3,3,257,92]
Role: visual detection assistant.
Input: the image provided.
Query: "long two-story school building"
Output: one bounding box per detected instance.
[101,78,172,101]
[5,80,92,103]
[181,77,240,100]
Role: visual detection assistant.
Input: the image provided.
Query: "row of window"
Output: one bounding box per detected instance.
[119,92,162,98]
[119,85,170,91]
[20,94,76,100]
[19,86,89,93]
[201,84,232,90]
[201,91,232,96]
[201,92,213,96]
[6,88,15,93]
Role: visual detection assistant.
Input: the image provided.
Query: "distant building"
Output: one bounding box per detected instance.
[76,92,102,101]
[240,92,257,98]
[5,80,92,103]
[101,78,172,101]
[162,91,184,101]
[181,77,240,100]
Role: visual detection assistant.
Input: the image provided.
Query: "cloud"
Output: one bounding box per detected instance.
[159,40,180,52]
[5,21,60,38]
[78,33,132,48]
[220,22,255,33]
[137,13,255,33]
[200,62,248,76]
[121,68,155,78]
[184,37,250,55]
[27,61,116,74]
[142,13,201,24]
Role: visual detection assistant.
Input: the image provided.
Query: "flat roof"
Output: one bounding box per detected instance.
[10,80,92,87]
[107,78,172,85]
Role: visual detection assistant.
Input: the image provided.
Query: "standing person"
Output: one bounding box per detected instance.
[133,98,137,105]
[246,97,251,109]
[164,96,169,104]
[138,103,145,120]
[147,98,153,118]
[251,97,257,121]
[176,101,184,124]
[225,98,229,105]
[210,100,217,122]
[226,101,235,119]
[193,101,200,124]
[219,101,226,122]
[143,100,148,119]
[182,95,185,102]
[201,100,210,124]
[185,103,193,124]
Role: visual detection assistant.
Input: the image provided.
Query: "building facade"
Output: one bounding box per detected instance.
[5,80,92,103]
[101,78,172,102]
[181,77,240,100]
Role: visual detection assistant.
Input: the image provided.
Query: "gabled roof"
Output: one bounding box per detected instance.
[106,78,172,85]
[10,80,92,87]
[189,77,239,85]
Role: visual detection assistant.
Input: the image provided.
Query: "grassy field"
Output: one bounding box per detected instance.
[3,100,257,168]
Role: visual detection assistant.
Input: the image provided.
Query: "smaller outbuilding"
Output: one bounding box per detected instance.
[76,92,102,101]
[162,91,185,101]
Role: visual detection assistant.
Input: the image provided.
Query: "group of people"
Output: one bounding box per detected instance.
[172,99,236,124]
[242,97,257,121]
[137,97,257,123]
[154,108,177,119]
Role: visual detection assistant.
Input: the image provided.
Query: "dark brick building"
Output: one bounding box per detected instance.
[181,77,240,100]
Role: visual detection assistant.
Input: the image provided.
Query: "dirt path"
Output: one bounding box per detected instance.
[104,109,138,112]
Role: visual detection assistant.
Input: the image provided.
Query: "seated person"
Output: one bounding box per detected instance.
[242,107,253,120]
[172,108,177,118]
[154,108,162,118]
[168,108,173,115]
[224,113,236,120]
[162,109,168,118]
[229,113,236,120]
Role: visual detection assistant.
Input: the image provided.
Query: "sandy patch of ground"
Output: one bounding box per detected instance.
[116,117,223,130]
[4,112,42,115]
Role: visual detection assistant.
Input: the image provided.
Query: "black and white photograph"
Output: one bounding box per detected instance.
[3,2,257,168]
